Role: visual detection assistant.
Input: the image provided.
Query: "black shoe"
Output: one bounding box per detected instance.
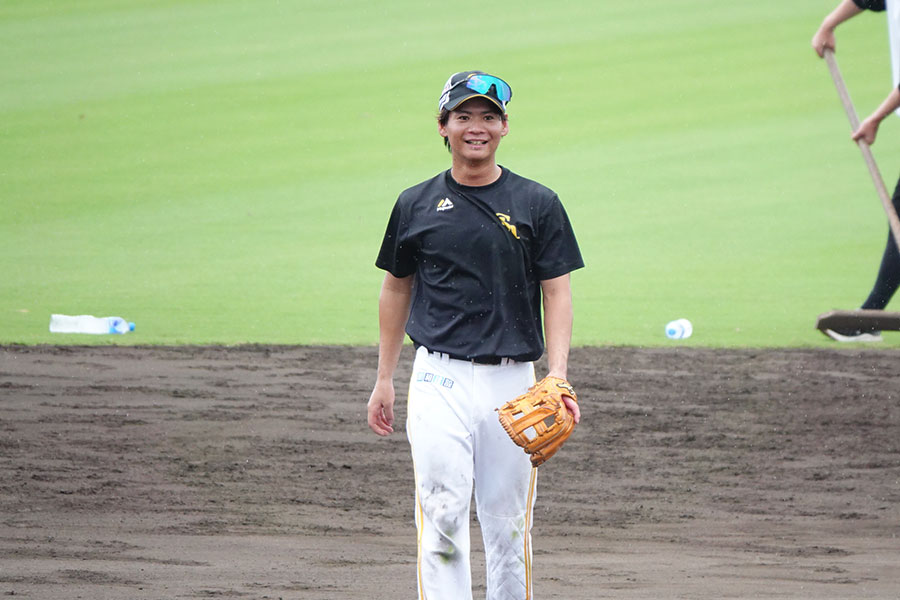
[824,328,883,342]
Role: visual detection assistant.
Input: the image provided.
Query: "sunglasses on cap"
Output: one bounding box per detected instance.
[449,74,512,103]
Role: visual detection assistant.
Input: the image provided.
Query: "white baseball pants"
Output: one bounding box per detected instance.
[406,346,537,600]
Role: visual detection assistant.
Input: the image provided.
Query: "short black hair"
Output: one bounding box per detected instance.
[436,105,508,152]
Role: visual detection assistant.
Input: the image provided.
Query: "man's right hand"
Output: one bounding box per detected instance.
[812,26,836,58]
[367,380,395,436]
[812,1,865,58]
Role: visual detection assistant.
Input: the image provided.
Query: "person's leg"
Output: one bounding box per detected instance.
[859,234,900,309]
[861,176,900,310]
[825,176,900,341]
[472,361,537,600]
[406,348,475,600]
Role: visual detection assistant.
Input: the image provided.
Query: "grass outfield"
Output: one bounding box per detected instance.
[2,0,900,347]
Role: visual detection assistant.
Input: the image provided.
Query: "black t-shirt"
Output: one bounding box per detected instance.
[852,0,884,10]
[376,167,584,362]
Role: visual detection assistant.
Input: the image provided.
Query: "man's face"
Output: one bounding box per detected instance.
[438,97,509,162]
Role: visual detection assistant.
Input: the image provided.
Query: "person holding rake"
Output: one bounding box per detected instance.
[813,0,900,342]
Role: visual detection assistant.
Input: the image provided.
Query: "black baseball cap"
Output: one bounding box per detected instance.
[438,70,512,113]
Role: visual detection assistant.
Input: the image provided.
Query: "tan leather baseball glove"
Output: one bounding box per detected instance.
[496,376,578,467]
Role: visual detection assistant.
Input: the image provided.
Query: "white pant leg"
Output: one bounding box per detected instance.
[407,347,476,600]
[472,361,537,600]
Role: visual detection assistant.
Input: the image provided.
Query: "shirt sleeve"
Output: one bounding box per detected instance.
[375,198,418,278]
[853,0,885,11]
[532,196,585,281]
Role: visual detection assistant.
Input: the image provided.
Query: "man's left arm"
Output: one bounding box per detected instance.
[541,273,580,423]
[853,86,900,145]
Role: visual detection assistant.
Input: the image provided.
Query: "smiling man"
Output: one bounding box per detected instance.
[367,70,584,600]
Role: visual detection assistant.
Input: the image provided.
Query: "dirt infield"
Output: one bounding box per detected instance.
[1,344,898,599]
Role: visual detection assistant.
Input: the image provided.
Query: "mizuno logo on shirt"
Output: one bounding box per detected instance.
[437,198,454,212]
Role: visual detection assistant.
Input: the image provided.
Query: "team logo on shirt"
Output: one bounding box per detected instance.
[496,213,519,239]
[436,198,454,212]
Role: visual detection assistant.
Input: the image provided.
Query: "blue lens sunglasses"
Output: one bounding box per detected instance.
[452,74,512,103]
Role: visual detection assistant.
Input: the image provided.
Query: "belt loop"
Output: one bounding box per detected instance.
[425,347,513,365]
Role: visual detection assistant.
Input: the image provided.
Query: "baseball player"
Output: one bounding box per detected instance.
[813,0,900,341]
[367,70,584,599]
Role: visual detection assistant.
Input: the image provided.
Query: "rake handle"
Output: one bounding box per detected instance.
[824,49,900,252]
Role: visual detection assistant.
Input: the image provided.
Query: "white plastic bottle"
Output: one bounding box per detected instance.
[49,314,136,335]
[664,318,693,340]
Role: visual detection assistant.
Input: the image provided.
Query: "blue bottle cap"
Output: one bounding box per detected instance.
[129,322,136,331]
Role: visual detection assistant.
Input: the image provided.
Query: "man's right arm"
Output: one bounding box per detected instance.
[812,0,866,57]
[367,272,414,436]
